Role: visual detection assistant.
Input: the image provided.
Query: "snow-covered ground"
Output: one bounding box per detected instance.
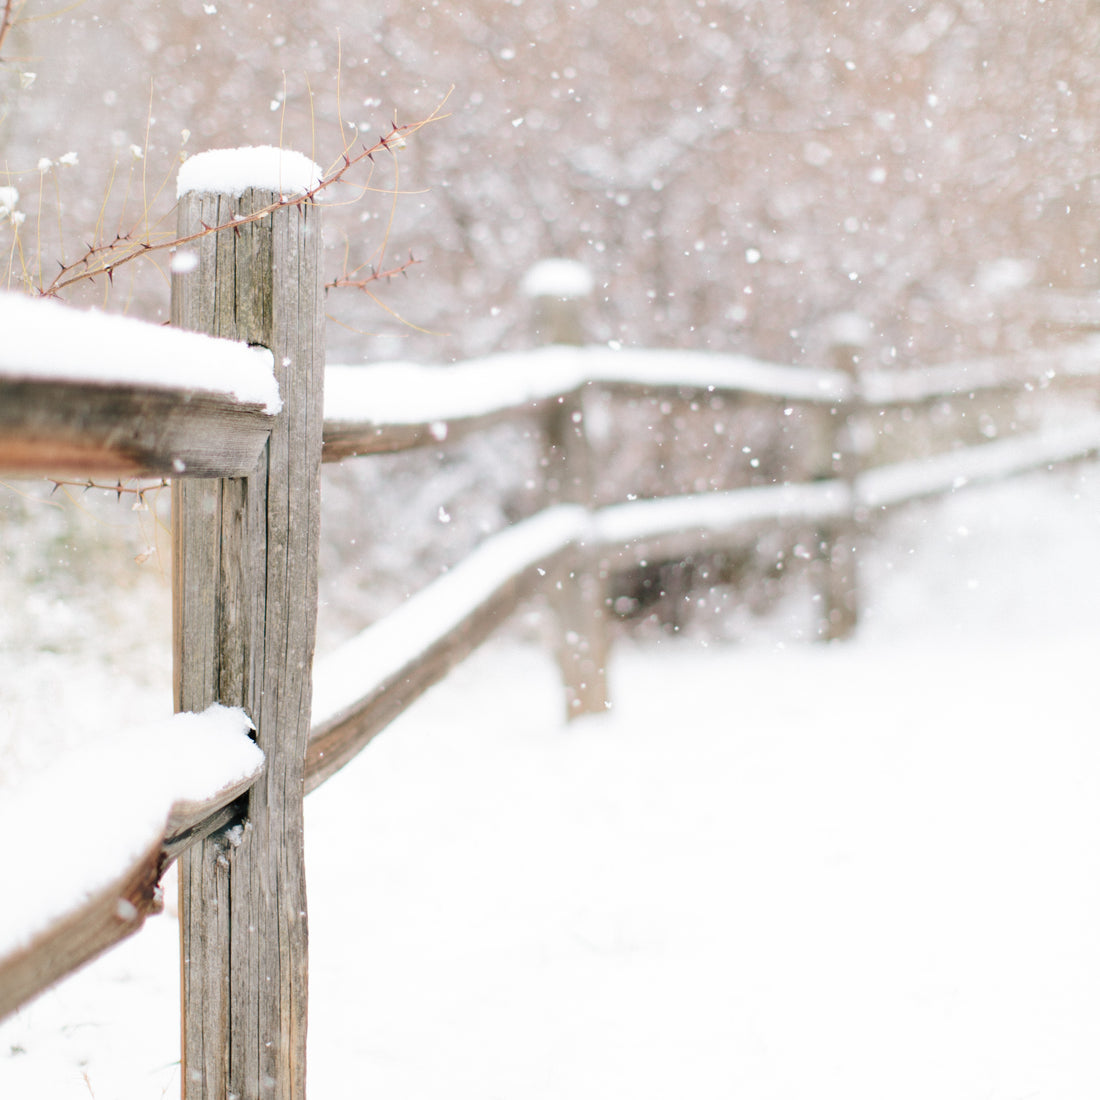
[3,462,1100,1098]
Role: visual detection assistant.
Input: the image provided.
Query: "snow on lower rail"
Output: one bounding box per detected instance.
[861,337,1100,405]
[310,482,853,736]
[308,484,857,785]
[311,506,588,735]
[0,292,280,413]
[0,705,262,967]
[593,480,851,548]
[858,417,1100,510]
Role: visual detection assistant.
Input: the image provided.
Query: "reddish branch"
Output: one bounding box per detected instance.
[50,477,169,503]
[41,116,440,298]
[0,0,15,60]
[325,251,419,292]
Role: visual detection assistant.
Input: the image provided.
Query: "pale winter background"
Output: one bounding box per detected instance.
[3,0,1100,1097]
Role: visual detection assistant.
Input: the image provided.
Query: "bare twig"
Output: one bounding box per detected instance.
[0,0,16,59]
[40,92,449,298]
[325,250,419,292]
[48,477,169,504]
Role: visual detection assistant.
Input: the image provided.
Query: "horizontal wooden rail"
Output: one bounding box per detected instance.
[322,350,852,459]
[322,341,1100,459]
[7,309,1094,481]
[0,706,263,1022]
[304,483,853,789]
[0,379,278,479]
[323,356,581,458]
[0,291,280,480]
[0,773,259,1022]
[0,834,169,1023]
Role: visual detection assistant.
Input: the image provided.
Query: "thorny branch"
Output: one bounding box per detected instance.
[325,250,419,293]
[48,477,169,505]
[39,99,446,298]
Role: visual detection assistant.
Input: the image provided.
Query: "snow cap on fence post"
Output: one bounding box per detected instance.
[522,258,593,346]
[176,145,324,199]
[826,311,872,359]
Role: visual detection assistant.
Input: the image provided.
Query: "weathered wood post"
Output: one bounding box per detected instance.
[171,149,325,1100]
[816,314,869,641]
[523,260,609,718]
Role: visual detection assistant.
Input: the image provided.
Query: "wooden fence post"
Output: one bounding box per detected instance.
[524,260,609,718]
[172,159,324,1099]
[546,390,610,717]
[816,315,869,641]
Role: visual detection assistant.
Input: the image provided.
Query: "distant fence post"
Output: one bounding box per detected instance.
[816,314,869,641]
[524,260,609,718]
[171,153,324,1100]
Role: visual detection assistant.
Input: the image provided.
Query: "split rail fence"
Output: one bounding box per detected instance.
[2,166,1100,1098]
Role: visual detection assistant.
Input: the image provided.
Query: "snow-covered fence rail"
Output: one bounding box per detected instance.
[0,707,263,1023]
[0,293,281,480]
[4,150,1100,1098]
[322,348,851,458]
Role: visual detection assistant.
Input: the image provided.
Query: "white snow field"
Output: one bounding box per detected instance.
[3,462,1100,1099]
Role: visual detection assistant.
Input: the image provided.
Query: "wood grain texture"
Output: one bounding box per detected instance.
[322,399,559,460]
[0,378,273,479]
[0,835,164,1022]
[173,187,323,1100]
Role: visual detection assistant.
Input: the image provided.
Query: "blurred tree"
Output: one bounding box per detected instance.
[4,0,1100,367]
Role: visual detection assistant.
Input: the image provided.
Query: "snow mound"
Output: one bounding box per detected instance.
[0,705,263,959]
[176,145,323,199]
[0,292,281,413]
[521,259,594,299]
